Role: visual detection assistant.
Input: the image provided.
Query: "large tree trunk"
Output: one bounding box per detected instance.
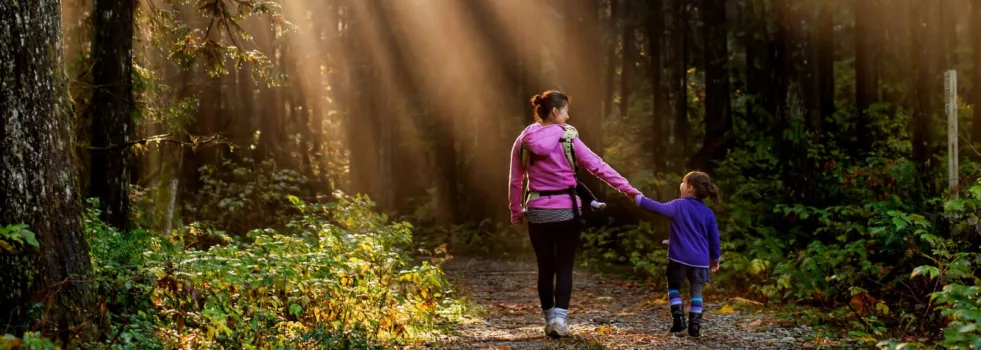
[647,0,665,174]
[0,0,96,343]
[911,0,938,197]
[973,0,981,144]
[619,0,635,119]
[89,0,135,231]
[854,0,881,154]
[817,1,835,121]
[673,0,690,169]
[745,0,770,126]
[604,0,619,119]
[690,0,731,173]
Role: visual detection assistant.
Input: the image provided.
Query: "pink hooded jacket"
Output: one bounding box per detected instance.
[508,123,641,223]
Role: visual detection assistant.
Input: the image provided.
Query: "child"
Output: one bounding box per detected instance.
[633,171,721,337]
[519,182,606,218]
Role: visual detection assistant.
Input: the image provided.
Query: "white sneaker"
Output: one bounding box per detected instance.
[548,308,571,338]
[548,318,570,338]
[543,308,555,336]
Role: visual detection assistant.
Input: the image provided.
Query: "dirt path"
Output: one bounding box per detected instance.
[436,257,814,350]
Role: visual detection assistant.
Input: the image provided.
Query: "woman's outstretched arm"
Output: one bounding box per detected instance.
[572,137,641,197]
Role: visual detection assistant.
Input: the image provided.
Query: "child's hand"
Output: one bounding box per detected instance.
[710,261,720,272]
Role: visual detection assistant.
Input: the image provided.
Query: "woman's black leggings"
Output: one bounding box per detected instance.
[528,219,581,310]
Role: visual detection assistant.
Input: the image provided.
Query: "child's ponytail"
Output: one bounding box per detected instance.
[684,171,721,204]
[708,183,720,204]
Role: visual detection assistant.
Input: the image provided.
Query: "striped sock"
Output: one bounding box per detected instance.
[691,282,704,313]
[691,297,703,314]
[668,289,682,306]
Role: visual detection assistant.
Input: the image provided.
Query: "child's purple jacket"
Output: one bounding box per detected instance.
[508,123,640,223]
[635,195,721,268]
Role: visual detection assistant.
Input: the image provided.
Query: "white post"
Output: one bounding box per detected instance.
[946,70,958,196]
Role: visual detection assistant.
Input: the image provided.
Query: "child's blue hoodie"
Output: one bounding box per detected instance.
[635,195,721,268]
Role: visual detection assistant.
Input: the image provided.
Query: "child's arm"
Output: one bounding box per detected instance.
[708,214,721,267]
[633,195,679,218]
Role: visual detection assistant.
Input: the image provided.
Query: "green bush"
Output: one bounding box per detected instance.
[75,193,463,349]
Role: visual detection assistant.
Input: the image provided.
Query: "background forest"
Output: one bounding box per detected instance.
[2,0,981,348]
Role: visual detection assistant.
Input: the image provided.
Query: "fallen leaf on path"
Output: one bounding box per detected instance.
[730,297,764,305]
[596,326,614,335]
[743,319,763,328]
[717,304,736,314]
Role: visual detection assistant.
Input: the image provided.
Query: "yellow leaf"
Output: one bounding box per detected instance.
[597,326,613,335]
[717,304,736,314]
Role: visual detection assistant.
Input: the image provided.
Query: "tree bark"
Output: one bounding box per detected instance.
[855,0,881,153]
[674,0,690,168]
[690,0,731,173]
[90,0,136,231]
[911,0,938,196]
[817,1,835,121]
[0,0,97,342]
[973,0,981,143]
[647,0,665,174]
[620,0,635,119]
[604,0,619,118]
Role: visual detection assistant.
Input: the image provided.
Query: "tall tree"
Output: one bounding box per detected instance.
[973,0,981,143]
[0,0,97,342]
[620,0,636,119]
[90,0,136,231]
[690,0,732,173]
[672,0,690,168]
[910,0,938,196]
[854,0,881,153]
[647,0,665,173]
[817,1,835,120]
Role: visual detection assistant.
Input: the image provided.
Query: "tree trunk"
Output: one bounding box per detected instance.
[817,1,835,121]
[674,0,690,168]
[647,0,665,174]
[604,0,619,118]
[0,0,97,342]
[619,0,635,119]
[690,0,731,173]
[973,0,981,143]
[855,0,880,153]
[89,0,135,231]
[745,0,770,126]
[911,0,938,196]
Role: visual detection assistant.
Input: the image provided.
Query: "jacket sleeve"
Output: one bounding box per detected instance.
[508,135,526,223]
[572,137,641,196]
[708,213,721,263]
[634,195,680,218]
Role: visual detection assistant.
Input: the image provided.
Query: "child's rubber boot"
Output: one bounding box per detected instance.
[669,304,687,335]
[688,312,702,338]
[589,200,607,211]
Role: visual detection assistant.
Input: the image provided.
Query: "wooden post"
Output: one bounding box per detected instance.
[946,69,958,196]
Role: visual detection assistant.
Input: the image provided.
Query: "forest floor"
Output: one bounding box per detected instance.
[435,257,819,350]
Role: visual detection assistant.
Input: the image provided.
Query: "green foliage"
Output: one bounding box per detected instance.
[0,224,39,253]
[0,332,59,350]
[77,193,461,349]
[184,157,307,235]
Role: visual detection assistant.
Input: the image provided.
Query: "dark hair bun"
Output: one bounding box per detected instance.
[529,90,570,122]
[531,94,544,106]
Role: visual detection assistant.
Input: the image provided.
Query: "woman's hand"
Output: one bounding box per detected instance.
[710,261,720,273]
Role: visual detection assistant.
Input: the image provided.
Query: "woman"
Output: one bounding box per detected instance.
[508,90,641,338]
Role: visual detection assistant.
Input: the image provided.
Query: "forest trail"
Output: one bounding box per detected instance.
[436,257,814,350]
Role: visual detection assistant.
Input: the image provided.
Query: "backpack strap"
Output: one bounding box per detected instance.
[521,125,581,209]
